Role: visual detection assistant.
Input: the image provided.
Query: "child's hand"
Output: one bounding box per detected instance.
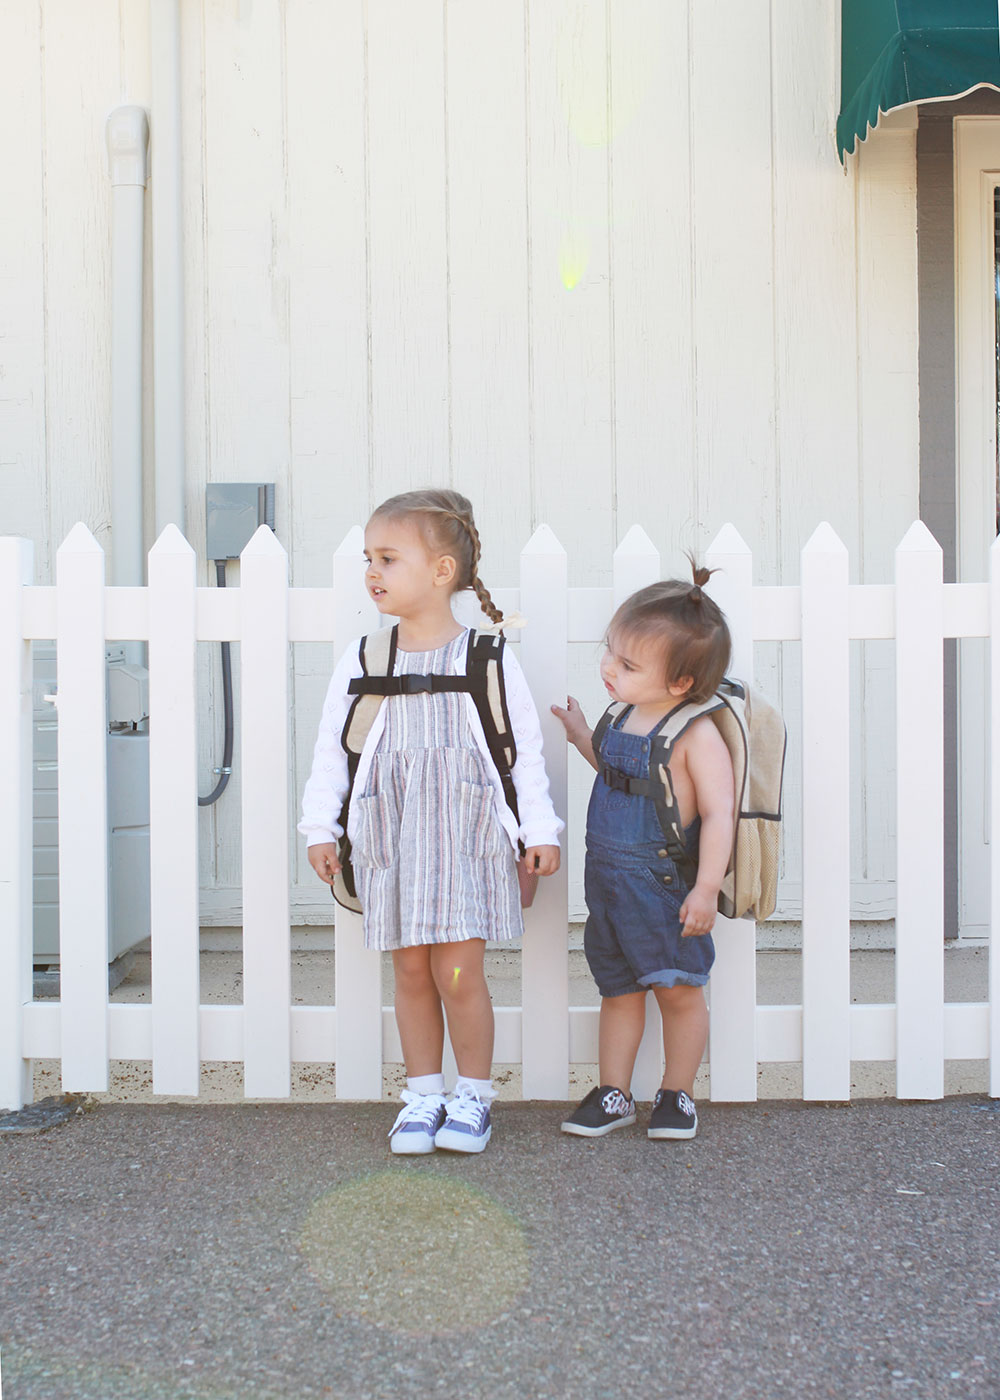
[679,884,718,938]
[550,695,590,746]
[308,842,341,885]
[523,845,560,877]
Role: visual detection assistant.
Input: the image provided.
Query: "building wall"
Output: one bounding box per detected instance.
[0,0,920,921]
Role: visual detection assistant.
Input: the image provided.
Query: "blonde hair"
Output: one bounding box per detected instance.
[368,489,502,624]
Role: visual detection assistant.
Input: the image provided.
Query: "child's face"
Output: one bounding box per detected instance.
[363,516,452,618]
[600,629,692,712]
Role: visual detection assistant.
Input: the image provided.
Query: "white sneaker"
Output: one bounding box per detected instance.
[388,1090,448,1155]
[434,1086,492,1154]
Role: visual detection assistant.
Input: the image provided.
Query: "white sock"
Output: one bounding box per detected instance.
[407,1073,445,1096]
[454,1075,496,1103]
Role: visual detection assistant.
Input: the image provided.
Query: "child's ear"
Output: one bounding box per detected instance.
[668,675,695,698]
[434,553,458,588]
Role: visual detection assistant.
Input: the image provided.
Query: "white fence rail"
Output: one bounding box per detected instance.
[1,521,998,1110]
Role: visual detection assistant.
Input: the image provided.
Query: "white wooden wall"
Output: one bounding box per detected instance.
[0,0,919,923]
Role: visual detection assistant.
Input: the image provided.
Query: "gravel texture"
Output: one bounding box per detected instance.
[1,1099,999,1400]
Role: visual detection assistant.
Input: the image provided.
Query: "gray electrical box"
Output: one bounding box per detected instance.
[205,483,276,560]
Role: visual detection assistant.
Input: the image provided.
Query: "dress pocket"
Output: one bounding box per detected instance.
[353,792,396,869]
[458,780,507,858]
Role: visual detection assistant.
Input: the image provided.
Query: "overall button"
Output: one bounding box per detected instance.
[657,848,668,858]
[662,874,672,886]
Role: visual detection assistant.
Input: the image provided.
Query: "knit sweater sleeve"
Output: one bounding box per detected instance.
[297,639,365,847]
[502,643,565,847]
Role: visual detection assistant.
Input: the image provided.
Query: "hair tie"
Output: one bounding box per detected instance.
[689,586,703,604]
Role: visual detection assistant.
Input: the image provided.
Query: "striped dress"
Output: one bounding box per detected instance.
[352,630,522,951]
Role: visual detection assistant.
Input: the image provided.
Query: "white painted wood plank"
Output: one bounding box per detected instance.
[895,523,944,1099]
[0,6,48,565]
[22,1003,61,1060]
[0,538,35,1109]
[705,525,757,1101]
[56,525,110,1091]
[526,0,614,579]
[520,526,569,1099]
[39,3,119,556]
[850,1005,896,1061]
[446,1,531,577]
[240,527,291,1098]
[148,527,200,1094]
[608,0,695,555]
[285,0,370,585]
[367,1,448,495]
[755,1006,802,1064]
[943,1003,990,1061]
[800,525,851,1099]
[985,532,991,1092]
[690,0,776,562]
[332,529,383,1098]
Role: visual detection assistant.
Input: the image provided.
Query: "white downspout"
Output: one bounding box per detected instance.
[150,0,186,536]
[105,106,149,591]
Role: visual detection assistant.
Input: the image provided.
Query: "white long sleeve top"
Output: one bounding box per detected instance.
[298,630,564,853]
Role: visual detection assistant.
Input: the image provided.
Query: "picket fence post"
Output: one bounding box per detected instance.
[895,522,944,1100]
[240,526,292,1098]
[612,525,665,1101]
[148,526,200,1095]
[55,525,111,1092]
[800,523,851,1099]
[520,525,569,1099]
[0,538,35,1111]
[705,525,757,1101]
[332,527,383,1099]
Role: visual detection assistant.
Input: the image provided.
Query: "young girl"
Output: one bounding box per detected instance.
[552,569,735,1141]
[299,490,562,1154]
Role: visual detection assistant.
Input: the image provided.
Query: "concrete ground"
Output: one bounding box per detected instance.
[31,937,993,1104]
[1,1097,999,1400]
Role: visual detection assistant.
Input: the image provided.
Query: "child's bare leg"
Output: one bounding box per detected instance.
[597,991,648,1095]
[392,945,445,1077]
[430,939,493,1080]
[652,983,709,1096]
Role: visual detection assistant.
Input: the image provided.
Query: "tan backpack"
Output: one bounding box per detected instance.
[590,679,785,921]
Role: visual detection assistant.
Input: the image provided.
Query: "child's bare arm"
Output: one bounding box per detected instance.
[678,719,735,936]
[550,696,598,770]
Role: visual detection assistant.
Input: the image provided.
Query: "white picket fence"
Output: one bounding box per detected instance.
[2,519,999,1112]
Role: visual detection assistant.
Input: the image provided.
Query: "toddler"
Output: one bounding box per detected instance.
[553,568,735,1140]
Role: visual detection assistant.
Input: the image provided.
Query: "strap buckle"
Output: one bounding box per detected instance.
[399,674,434,695]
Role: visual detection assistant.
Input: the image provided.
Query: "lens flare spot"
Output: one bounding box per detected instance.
[559,236,589,290]
[299,1171,530,1334]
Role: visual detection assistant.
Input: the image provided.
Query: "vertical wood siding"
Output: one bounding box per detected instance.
[1,0,921,920]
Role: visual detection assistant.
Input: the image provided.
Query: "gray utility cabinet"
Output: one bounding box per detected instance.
[32,644,151,964]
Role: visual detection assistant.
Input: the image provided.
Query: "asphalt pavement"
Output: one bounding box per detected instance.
[2,1097,999,1400]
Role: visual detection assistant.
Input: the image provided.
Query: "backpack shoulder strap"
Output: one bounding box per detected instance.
[466,630,519,824]
[341,627,397,757]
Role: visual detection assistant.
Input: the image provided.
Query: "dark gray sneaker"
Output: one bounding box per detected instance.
[648,1088,698,1140]
[561,1085,636,1137]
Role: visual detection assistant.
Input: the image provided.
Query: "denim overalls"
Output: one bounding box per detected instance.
[583,709,714,998]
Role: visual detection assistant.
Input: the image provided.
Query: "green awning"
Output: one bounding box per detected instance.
[839,0,1000,161]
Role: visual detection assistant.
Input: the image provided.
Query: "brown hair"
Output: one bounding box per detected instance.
[368,488,503,624]
[607,559,731,704]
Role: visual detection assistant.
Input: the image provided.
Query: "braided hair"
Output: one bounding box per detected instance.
[368,489,503,624]
[607,556,731,704]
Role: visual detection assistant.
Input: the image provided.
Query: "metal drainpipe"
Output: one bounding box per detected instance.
[150,0,186,537]
[105,106,149,604]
